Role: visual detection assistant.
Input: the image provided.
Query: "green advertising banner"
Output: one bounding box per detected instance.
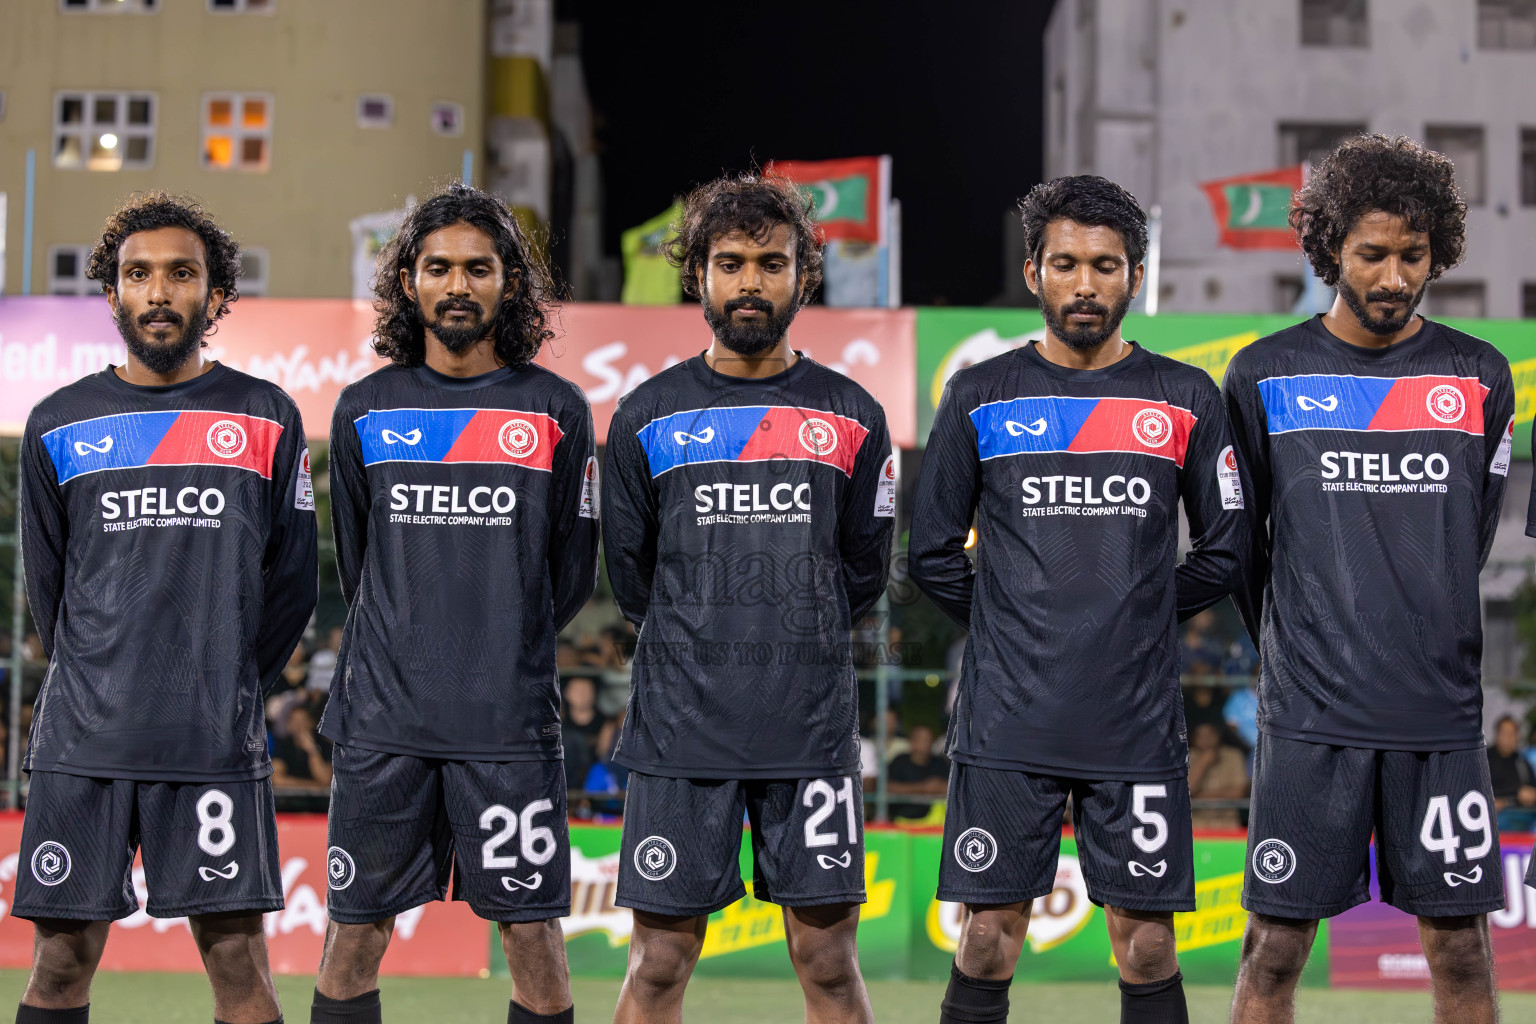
[494,827,1324,987]
[915,309,1536,454]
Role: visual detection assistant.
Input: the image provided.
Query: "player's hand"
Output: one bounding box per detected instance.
[1518,785,1536,808]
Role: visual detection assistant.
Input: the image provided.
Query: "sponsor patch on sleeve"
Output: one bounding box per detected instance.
[1217,445,1244,510]
[874,453,897,518]
[1490,415,1514,477]
[294,448,315,511]
[578,455,600,519]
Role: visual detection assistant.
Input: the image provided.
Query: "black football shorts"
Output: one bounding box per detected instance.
[325,744,570,924]
[1242,733,1504,919]
[11,770,283,922]
[937,761,1196,913]
[616,771,866,917]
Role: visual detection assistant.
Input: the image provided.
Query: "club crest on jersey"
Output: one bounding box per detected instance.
[1425,384,1466,424]
[633,835,677,881]
[30,842,72,886]
[498,418,539,459]
[799,418,839,456]
[1251,838,1296,884]
[74,435,114,456]
[206,419,248,459]
[953,827,998,873]
[327,846,356,890]
[1132,408,1173,448]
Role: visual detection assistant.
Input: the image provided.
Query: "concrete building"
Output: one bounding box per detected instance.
[0,0,485,298]
[1044,0,1536,319]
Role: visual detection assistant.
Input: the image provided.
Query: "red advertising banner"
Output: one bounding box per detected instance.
[0,299,917,447]
[0,812,488,976]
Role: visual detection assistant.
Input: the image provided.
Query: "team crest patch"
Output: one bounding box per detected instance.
[327,846,357,890]
[798,418,839,457]
[953,827,998,873]
[206,419,249,459]
[498,418,539,459]
[1251,838,1296,884]
[633,835,677,881]
[30,841,72,886]
[1425,384,1466,424]
[1131,408,1173,448]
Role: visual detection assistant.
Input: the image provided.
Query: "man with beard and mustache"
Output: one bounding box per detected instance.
[910,175,1247,1024]
[602,173,893,1024]
[14,192,316,1023]
[1223,135,1514,1024]
[311,184,597,1024]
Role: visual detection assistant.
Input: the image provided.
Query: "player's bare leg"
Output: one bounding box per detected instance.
[499,919,573,1016]
[190,911,282,1023]
[1105,906,1186,1022]
[937,902,1029,1023]
[21,919,109,1011]
[613,912,705,1024]
[783,903,872,1024]
[313,918,392,1019]
[1228,913,1317,1024]
[1419,914,1498,1024]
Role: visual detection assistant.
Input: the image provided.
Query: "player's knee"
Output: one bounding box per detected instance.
[29,923,105,998]
[1421,918,1493,989]
[628,934,700,994]
[1240,916,1314,988]
[789,930,860,994]
[1120,927,1177,982]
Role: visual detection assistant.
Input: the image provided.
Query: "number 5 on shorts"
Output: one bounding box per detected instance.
[1132,784,1168,854]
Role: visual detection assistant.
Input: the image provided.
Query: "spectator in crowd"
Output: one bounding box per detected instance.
[1187,722,1249,829]
[886,724,949,820]
[269,643,310,697]
[1488,714,1536,831]
[583,707,629,817]
[561,676,606,790]
[1178,608,1224,675]
[1223,684,1259,754]
[305,626,344,694]
[556,638,581,670]
[269,703,332,790]
[1183,681,1228,732]
[1524,720,1536,779]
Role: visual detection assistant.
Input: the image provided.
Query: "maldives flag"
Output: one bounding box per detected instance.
[1199,165,1304,250]
[767,155,890,243]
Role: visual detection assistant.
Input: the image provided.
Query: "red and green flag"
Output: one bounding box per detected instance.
[1199,165,1304,250]
[767,155,890,244]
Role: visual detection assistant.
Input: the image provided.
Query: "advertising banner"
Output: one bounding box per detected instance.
[915,309,1536,452]
[0,299,917,447]
[0,812,489,977]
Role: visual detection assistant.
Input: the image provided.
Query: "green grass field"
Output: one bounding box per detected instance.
[3,970,1534,1023]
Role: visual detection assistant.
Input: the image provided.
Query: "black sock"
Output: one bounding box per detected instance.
[310,988,381,1024]
[508,1002,574,1024]
[17,1007,89,1024]
[939,962,1010,1023]
[1119,970,1188,1024]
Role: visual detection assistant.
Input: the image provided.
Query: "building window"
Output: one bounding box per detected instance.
[1425,125,1486,206]
[1277,122,1367,167]
[431,102,464,136]
[1522,128,1536,206]
[238,247,269,296]
[48,246,101,296]
[1524,282,1536,318]
[1300,0,1368,46]
[1274,275,1305,313]
[357,95,394,129]
[208,0,274,10]
[203,93,272,171]
[60,0,158,11]
[1478,0,1536,49]
[54,91,156,171]
[1425,281,1486,319]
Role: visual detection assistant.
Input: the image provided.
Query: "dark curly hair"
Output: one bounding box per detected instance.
[372,182,555,368]
[85,191,242,323]
[1019,174,1148,269]
[1291,133,1466,286]
[665,172,824,306]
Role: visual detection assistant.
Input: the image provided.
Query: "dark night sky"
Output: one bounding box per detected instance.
[567,1,1055,306]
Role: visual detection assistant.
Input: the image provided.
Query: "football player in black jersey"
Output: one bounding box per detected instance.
[1224,135,1512,1024]
[17,194,316,1024]
[311,185,597,1024]
[911,176,1247,1024]
[604,174,893,1024]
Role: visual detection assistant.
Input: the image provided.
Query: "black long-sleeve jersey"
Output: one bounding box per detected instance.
[21,363,317,782]
[910,342,1248,780]
[1223,316,1514,751]
[321,362,599,761]
[602,353,895,779]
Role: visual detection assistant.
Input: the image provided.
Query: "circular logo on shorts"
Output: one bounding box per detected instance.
[1251,838,1297,884]
[498,418,539,459]
[1425,384,1466,424]
[206,419,248,459]
[327,846,356,890]
[633,835,677,881]
[798,418,839,457]
[953,827,998,873]
[31,842,72,886]
[1132,408,1173,448]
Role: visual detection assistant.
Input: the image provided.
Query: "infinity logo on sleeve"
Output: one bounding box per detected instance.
[73,435,114,456]
[1005,419,1048,436]
[382,428,422,445]
[1295,395,1339,412]
[673,427,715,445]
